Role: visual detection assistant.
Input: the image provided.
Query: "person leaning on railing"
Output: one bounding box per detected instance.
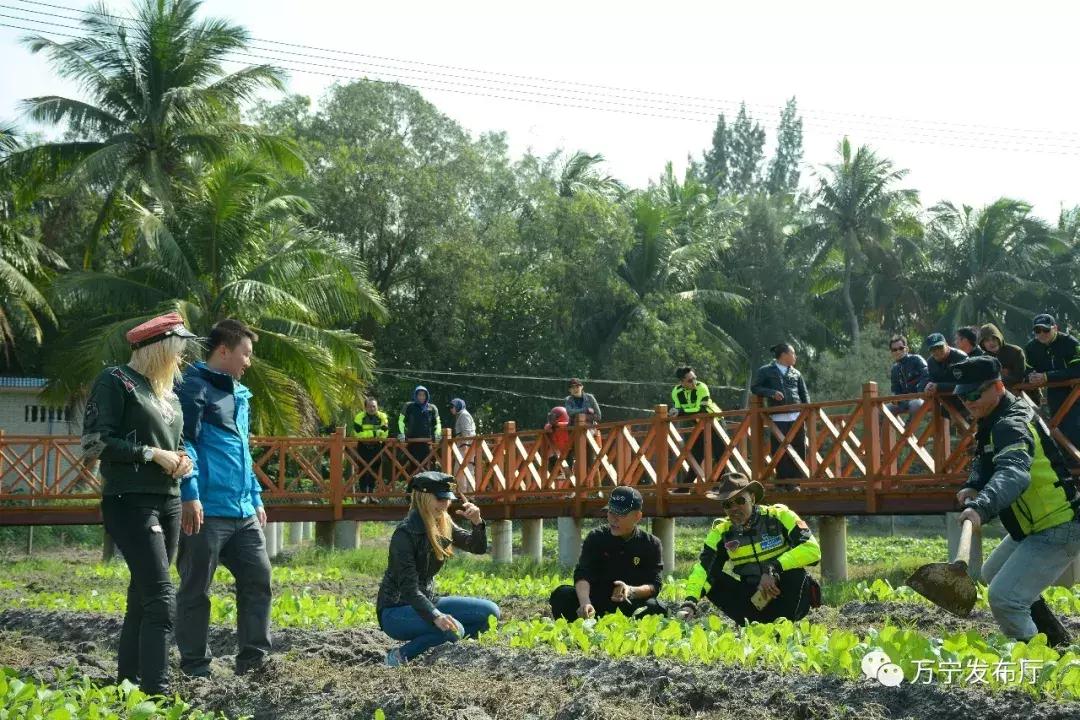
[677,473,822,626]
[377,472,499,666]
[1025,313,1080,451]
[353,396,390,497]
[751,343,809,492]
[669,366,726,489]
[80,312,198,696]
[885,334,929,419]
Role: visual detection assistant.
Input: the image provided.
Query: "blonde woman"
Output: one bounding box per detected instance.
[376,471,499,666]
[81,312,197,695]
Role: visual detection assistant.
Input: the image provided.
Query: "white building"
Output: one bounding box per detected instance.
[0,377,80,437]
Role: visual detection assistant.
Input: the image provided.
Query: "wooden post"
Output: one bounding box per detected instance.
[329,426,346,521]
[574,415,588,516]
[862,382,881,513]
[653,405,669,516]
[749,395,764,485]
[503,421,517,502]
[441,427,454,477]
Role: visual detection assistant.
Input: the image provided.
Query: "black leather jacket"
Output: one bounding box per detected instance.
[751,362,810,407]
[376,509,487,625]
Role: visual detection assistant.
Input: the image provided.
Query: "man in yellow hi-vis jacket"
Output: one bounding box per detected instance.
[678,473,822,624]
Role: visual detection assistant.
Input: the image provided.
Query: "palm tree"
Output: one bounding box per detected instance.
[46,156,386,433]
[555,151,626,200]
[10,0,298,268]
[0,126,63,369]
[809,138,918,343]
[927,198,1065,331]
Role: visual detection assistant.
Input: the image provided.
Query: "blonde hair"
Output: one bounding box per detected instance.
[127,335,189,400]
[412,491,454,561]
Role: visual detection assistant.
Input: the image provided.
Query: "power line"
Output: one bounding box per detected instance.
[11,0,1080,145]
[9,10,1079,157]
[374,366,746,392]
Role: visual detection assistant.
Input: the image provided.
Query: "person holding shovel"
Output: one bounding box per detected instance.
[953,356,1080,647]
[677,473,822,625]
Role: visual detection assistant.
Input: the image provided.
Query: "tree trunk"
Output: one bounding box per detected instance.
[842,255,860,344]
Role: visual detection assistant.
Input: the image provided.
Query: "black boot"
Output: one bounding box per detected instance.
[1030,597,1071,648]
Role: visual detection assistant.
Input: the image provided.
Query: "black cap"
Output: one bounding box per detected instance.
[1033,313,1056,329]
[568,377,583,387]
[951,356,1002,396]
[603,486,642,515]
[406,471,457,500]
[923,332,947,350]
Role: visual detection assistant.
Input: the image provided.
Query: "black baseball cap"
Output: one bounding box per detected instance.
[1033,313,1056,329]
[603,486,643,515]
[923,332,947,350]
[407,471,457,500]
[951,356,1002,396]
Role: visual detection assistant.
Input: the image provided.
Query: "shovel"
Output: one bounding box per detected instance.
[905,518,978,617]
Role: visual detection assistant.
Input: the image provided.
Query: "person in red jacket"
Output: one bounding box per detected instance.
[545,406,571,477]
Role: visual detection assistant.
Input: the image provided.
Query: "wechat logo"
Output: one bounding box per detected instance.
[862,650,904,687]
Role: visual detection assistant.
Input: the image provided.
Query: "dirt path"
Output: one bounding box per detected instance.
[1,609,1078,720]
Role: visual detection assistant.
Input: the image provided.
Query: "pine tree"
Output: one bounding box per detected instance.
[766,97,804,196]
[727,104,765,195]
[702,114,730,193]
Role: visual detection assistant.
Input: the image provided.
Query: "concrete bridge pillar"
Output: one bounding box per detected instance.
[491,520,513,564]
[286,522,303,546]
[818,516,847,583]
[334,520,361,550]
[557,516,583,569]
[264,522,281,559]
[946,512,983,580]
[315,521,334,549]
[521,519,544,563]
[652,517,676,575]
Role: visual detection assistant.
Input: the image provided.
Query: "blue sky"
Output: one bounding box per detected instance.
[1,0,1077,218]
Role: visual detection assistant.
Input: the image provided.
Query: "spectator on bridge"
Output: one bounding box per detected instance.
[398,385,442,472]
[564,377,601,433]
[81,312,197,695]
[377,471,499,665]
[978,323,1028,390]
[751,343,809,492]
[545,406,572,478]
[449,398,476,492]
[353,397,390,497]
[1025,313,1080,452]
[953,356,1077,647]
[886,334,928,419]
[669,366,726,491]
[176,319,272,678]
[677,473,821,626]
[955,326,984,357]
[919,333,968,396]
[549,487,667,621]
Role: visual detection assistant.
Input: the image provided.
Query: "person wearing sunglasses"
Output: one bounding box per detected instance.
[677,473,822,626]
[1025,313,1080,452]
[885,334,928,419]
[548,487,667,622]
[953,356,1080,647]
[669,366,726,490]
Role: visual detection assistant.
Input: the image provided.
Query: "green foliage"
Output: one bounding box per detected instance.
[0,666,235,718]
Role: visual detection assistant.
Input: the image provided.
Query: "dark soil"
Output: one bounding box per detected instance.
[1,609,1078,720]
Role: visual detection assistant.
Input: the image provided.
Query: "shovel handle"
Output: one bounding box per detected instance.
[953,518,974,564]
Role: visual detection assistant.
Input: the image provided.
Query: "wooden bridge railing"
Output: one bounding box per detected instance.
[3,380,1079,524]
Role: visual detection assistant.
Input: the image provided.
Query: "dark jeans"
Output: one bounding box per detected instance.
[380,596,500,661]
[549,584,668,621]
[356,442,382,493]
[705,569,818,625]
[176,515,272,675]
[772,420,806,482]
[405,441,436,472]
[683,415,727,485]
[100,493,181,695]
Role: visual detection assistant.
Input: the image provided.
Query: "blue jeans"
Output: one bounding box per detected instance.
[981,520,1080,640]
[380,596,500,661]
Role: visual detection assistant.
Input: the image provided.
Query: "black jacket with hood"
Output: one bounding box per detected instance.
[399,385,442,440]
[376,509,487,625]
[978,324,1029,388]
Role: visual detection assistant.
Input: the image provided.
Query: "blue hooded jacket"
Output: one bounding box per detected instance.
[178,362,262,518]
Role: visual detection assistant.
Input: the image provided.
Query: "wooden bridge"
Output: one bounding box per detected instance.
[4,379,1079,527]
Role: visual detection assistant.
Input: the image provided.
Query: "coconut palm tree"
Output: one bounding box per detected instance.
[0,125,63,369]
[809,138,918,343]
[10,0,298,268]
[928,198,1065,332]
[556,151,626,200]
[46,156,386,433]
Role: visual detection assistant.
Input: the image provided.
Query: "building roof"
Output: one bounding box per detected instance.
[0,377,47,389]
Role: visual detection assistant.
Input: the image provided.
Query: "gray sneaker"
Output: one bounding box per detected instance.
[385,648,404,667]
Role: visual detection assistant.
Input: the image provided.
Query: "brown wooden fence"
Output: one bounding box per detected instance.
[3,380,1079,524]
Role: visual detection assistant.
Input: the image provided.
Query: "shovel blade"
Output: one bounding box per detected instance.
[905,560,978,617]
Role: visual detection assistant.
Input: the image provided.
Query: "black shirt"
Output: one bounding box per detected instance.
[1025,333,1080,409]
[573,526,664,595]
[920,348,968,393]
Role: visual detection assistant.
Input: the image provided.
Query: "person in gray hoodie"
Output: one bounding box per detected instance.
[449,398,476,491]
[978,323,1029,389]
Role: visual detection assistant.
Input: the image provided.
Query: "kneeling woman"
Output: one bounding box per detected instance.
[377,471,500,665]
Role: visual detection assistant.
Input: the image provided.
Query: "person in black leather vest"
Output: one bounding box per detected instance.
[751,343,810,492]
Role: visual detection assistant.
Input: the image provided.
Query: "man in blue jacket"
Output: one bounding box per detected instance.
[886,334,929,419]
[176,319,272,677]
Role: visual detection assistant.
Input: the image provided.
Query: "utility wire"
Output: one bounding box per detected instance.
[11,0,1080,146]
[375,366,744,391]
[6,1,1080,153]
